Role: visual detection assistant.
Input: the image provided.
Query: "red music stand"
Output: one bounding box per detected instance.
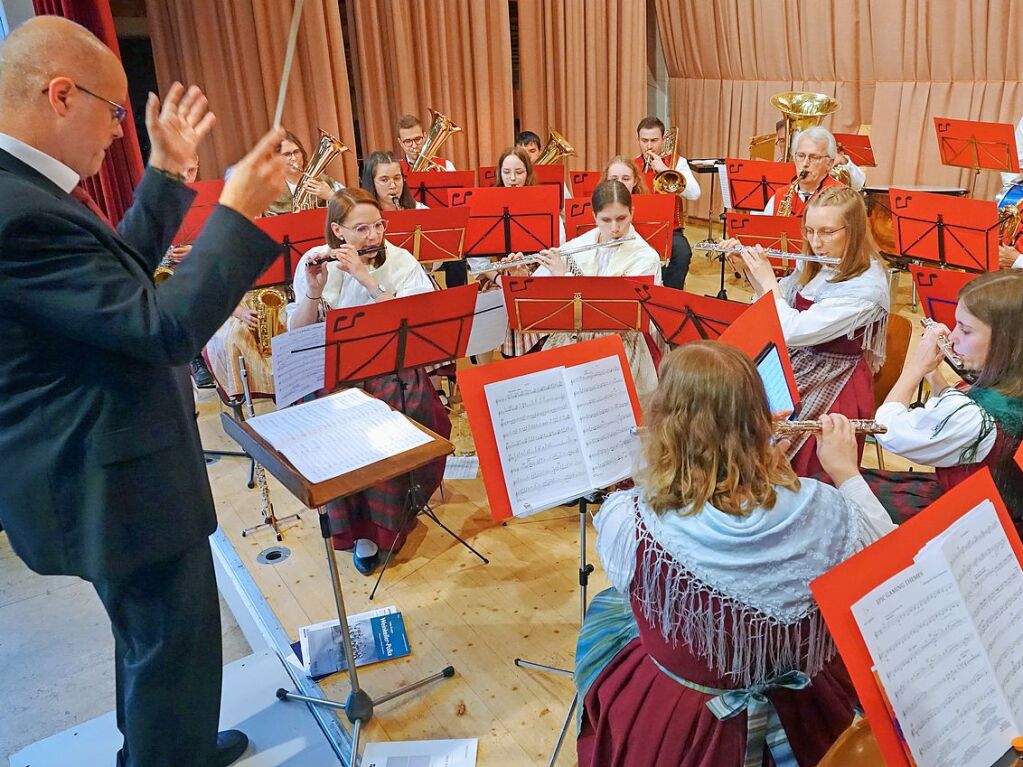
[476,165,567,207]
[564,195,675,263]
[502,276,652,334]
[633,284,747,345]
[477,166,497,187]
[833,134,876,167]
[570,170,602,199]
[909,264,975,329]
[187,178,225,206]
[321,284,479,388]
[934,117,1020,197]
[172,203,217,245]
[405,170,474,208]
[253,207,327,288]
[382,207,468,264]
[448,186,561,259]
[889,188,998,273]
[723,158,796,211]
[725,212,805,271]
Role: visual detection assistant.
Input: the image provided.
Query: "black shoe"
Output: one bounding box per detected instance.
[191,356,215,389]
[216,729,249,766]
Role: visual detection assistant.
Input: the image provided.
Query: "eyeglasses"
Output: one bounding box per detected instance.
[399,135,426,148]
[794,152,830,164]
[67,83,128,122]
[342,219,388,237]
[802,226,847,241]
[279,149,304,160]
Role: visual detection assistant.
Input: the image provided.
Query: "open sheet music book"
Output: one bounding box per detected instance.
[851,499,1023,767]
[484,355,637,517]
[246,388,432,484]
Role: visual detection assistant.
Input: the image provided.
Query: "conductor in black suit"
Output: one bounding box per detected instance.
[0,16,290,767]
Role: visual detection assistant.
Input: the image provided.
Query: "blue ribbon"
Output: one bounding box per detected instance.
[651,659,810,767]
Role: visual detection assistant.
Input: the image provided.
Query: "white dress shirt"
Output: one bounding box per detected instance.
[0,132,80,193]
[874,389,996,467]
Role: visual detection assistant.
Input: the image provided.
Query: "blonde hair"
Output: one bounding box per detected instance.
[495,146,537,187]
[601,155,648,195]
[637,343,799,516]
[799,185,876,287]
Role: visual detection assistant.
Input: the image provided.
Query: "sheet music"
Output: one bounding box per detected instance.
[362,738,478,767]
[465,289,509,357]
[272,322,326,408]
[564,356,637,487]
[716,161,732,209]
[852,515,1016,767]
[247,389,432,484]
[920,500,1023,728]
[485,368,591,517]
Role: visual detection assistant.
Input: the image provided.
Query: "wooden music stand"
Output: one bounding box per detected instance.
[382,207,468,263]
[449,186,561,260]
[221,406,456,765]
[889,188,999,273]
[933,117,1021,197]
[723,158,796,211]
[405,170,474,207]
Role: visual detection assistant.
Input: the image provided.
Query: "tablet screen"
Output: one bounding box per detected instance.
[755,343,795,416]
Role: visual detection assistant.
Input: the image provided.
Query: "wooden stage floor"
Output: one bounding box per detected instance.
[196,231,924,766]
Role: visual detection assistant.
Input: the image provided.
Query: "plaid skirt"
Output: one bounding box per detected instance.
[861,468,943,523]
[325,368,451,552]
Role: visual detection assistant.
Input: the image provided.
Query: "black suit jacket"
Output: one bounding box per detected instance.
[0,148,280,580]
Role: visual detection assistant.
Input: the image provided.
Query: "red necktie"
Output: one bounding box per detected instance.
[70,183,115,231]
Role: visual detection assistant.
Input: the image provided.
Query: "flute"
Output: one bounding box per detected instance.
[921,318,965,368]
[630,419,885,438]
[467,235,635,276]
[308,244,385,266]
[694,242,841,265]
[773,419,887,438]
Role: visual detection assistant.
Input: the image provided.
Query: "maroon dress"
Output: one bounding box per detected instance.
[789,293,875,476]
[577,535,859,767]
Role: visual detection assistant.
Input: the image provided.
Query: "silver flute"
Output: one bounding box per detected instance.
[921,317,965,368]
[632,419,886,438]
[468,235,636,276]
[694,241,841,265]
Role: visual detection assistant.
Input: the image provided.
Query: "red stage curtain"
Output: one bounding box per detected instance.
[32,0,145,224]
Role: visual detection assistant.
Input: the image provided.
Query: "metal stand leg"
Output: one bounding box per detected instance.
[276,506,455,765]
[514,497,594,766]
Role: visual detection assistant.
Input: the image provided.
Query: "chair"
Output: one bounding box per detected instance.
[816,716,884,766]
[870,313,912,470]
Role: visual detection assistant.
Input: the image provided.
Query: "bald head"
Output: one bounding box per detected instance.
[0,16,127,178]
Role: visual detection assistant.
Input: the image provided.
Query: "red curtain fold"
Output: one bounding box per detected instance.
[32,0,146,224]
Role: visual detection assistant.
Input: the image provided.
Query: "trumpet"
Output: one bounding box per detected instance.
[308,244,385,267]
[694,241,841,265]
[921,317,965,368]
[774,419,886,438]
[467,235,635,276]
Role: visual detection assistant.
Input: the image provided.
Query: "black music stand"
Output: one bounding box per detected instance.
[221,408,456,766]
[321,285,490,597]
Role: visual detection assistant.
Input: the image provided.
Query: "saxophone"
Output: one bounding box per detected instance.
[253,287,287,357]
[777,171,808,216]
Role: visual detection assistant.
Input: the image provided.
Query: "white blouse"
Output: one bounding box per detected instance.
[533,224,661,281]
[771,259,890,347]
[875,389,996,467]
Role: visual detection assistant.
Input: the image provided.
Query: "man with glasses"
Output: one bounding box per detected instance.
[263,129,343,215]
[0,16,289,767]
[396,113,456,173]
[763,126,849,216]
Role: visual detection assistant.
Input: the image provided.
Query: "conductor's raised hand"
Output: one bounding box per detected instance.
[219,128,289,221]
[146,83,216,176]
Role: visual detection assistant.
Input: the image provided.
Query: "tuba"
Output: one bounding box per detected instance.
[253,287,287,357]
[771,91,840,163]
[292,129,348,212]
[411,109,462,172]
[534,128,576,165]
[651,125,686,197]
[999,205,1022,248]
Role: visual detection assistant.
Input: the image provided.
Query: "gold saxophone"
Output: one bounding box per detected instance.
[253,287,287,357]
[777,171,808,216]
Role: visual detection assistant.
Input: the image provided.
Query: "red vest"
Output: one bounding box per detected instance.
[769,174,844,217]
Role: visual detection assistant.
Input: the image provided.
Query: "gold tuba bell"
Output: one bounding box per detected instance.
[652,125,686,196]
[999,204,1022,248]
[253,287,287,357]
[292,129,348,212]
[411,109,462,172]
[771,91,840,163]
[534,128,576,165]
